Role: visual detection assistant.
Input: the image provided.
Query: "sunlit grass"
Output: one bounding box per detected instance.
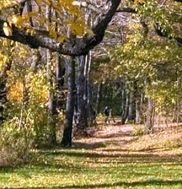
[0,147,181,188]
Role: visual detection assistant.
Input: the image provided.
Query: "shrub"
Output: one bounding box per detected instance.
[0,117,34,167]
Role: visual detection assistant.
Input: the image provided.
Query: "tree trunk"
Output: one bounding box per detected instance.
[76,55,88,129]
[45,5,57,145]
[135,93,143,124]
[96,83,102,114]
[145,97,155,133]
[61,57,75,147]
[86,52,92,126]
[128,91,136,121]
[121,89,129,124]
[55,53,66,110]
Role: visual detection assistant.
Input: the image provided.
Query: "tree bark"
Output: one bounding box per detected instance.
[0,44,13,124]
[61,57,75,147]
[86,52,92,125]
[55,53,66,110]
[128,91,136,121]
[121,89,129,124]
[76,55,88,129]
[96,83,102,114]
[145,97,155,133]
[45,4,57,145]
[135,93,143,124]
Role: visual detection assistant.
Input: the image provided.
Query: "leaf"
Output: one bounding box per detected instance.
[3,22,12,36]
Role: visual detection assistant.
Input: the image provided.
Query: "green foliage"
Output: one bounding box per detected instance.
[134,0,181,38]
[111,20,182,113]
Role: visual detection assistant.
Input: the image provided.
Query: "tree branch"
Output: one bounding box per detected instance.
[0,0,121,56]
[85,0,121,50]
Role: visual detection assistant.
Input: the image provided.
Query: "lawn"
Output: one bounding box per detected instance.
[0,124,182,189]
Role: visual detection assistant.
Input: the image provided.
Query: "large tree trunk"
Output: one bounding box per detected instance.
[76,55,88,129]
[61,57,75,147]
[86,52,93,126]
[45,5,57,145]
[75,0,92,128]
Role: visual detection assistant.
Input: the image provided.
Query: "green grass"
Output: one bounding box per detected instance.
[0,148,182,189]
[0,123,182,188]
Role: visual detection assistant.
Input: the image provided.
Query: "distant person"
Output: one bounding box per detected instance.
[74,111,79,125]
[104,106,110,124]
[90,109,97,126]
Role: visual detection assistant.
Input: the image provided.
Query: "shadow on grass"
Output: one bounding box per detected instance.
[41,149,182,163]
[7,179,182,188]
[72,138,137,150]
[102,146,182,153]
[72,142,106,149]
[94,131,132,139]
[1,148,181,175]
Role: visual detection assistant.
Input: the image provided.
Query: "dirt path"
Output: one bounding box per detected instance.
[74,124,137,150]
[73,123,182,160]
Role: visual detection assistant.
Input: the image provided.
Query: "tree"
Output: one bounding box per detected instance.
[61,57,76,147]
[0,0,182,145]
[111,12,182,129]
[0,0,121,146]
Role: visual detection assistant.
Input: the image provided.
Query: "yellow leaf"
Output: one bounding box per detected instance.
[3,22,12,36]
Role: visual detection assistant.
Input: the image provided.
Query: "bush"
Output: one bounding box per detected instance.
[0,117,34,167]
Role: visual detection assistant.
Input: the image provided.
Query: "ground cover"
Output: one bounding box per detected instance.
[0,123,181,189]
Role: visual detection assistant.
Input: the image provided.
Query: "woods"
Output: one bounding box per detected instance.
[0,0,182,188]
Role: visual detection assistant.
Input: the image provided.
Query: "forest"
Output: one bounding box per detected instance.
[0,0,182,188]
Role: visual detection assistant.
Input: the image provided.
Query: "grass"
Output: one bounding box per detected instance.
[0,123,182,188]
